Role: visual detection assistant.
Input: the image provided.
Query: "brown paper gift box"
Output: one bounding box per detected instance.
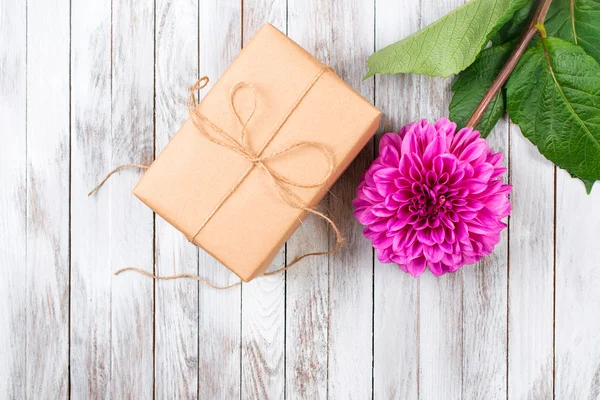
[133,23,381,282]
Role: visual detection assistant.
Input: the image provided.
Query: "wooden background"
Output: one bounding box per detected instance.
[1,0,600,398]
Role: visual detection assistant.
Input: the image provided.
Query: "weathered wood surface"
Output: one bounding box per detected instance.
[71,0,155,397]
[26,0,70,397]
[155,0,200,397]
[1,0,600,398]
[555,171,600,399]
[509,126,555,399]
[0,0,27,397]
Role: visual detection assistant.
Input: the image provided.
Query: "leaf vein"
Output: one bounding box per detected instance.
[542,39,600,152]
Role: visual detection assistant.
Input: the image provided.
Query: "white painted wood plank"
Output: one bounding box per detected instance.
[240,6,287,399]
[71,0,155,395]
[285,218,329,399]
[198,0,242,397]
[70,0,112,395]
[326,1,375,398]
[461,118,508,400]
[372,1,420,398]
[0,0,26,397]
[154,0,200,397]
[285,4,331,397]
[508,127,554,399]
[418,271,462,399]
[241,257,286,400]
[417,1,464,398]
[110,0,155,396]
[25,0,70,397]
[555,173,600,398]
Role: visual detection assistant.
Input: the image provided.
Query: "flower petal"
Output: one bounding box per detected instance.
[379,132,403,153]
[423,136,445,167]
[406,256,427,277]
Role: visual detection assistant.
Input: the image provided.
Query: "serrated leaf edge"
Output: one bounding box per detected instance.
[540,38,600,154]
[365,0,515,78]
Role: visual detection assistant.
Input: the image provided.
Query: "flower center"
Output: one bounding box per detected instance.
[409,184,450,219]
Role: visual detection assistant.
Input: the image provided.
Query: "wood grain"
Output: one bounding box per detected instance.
[241,255,286,400]
[417,0,464,398]
[198,0,242,398]
[110,0,155,396]
[508,126,555,399]
[555,172,600,399]
[70,0,113,395]
[285,1,331,397]
[26,0,70,397]
[372,0,420,397]
[71,0,155,396]
[240,4,287,399]
[325,0,375,398]
[0,0,26,397]
[461,118,509,400]
[154,0,200,397]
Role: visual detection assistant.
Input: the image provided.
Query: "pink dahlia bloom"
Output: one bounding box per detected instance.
[353,118,511,277]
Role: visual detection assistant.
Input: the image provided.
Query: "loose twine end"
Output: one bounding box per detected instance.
[263,229,345,276]
[114,267,242,290]
[87,164,149,197]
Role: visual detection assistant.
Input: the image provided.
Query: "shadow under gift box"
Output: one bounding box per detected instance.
[133,23,381,282]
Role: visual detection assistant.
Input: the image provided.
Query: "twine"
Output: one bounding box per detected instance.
[113,267,242,290]
[88,164,149,197]
[90,66,344,289]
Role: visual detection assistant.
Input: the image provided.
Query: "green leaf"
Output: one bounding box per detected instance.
[545,0,600,63]
[490,0,535,44]
[365,0,529,78]
[450,42,515,137]
[488,0,533,40]
[570,173,596,193]
[582,179,596,193]
[507,38,600,181]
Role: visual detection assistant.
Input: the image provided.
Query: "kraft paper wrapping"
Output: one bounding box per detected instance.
[133,23,381,282]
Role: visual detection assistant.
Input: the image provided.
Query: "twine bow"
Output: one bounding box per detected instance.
[90,66,344,288]
[185,67,343,255]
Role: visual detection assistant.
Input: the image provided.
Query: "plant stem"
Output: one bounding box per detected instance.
[465,0,554,128]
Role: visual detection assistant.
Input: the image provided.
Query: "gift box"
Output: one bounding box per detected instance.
[133,23,381,282]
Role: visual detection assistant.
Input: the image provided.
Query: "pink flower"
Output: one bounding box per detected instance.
[353,118,511,277]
